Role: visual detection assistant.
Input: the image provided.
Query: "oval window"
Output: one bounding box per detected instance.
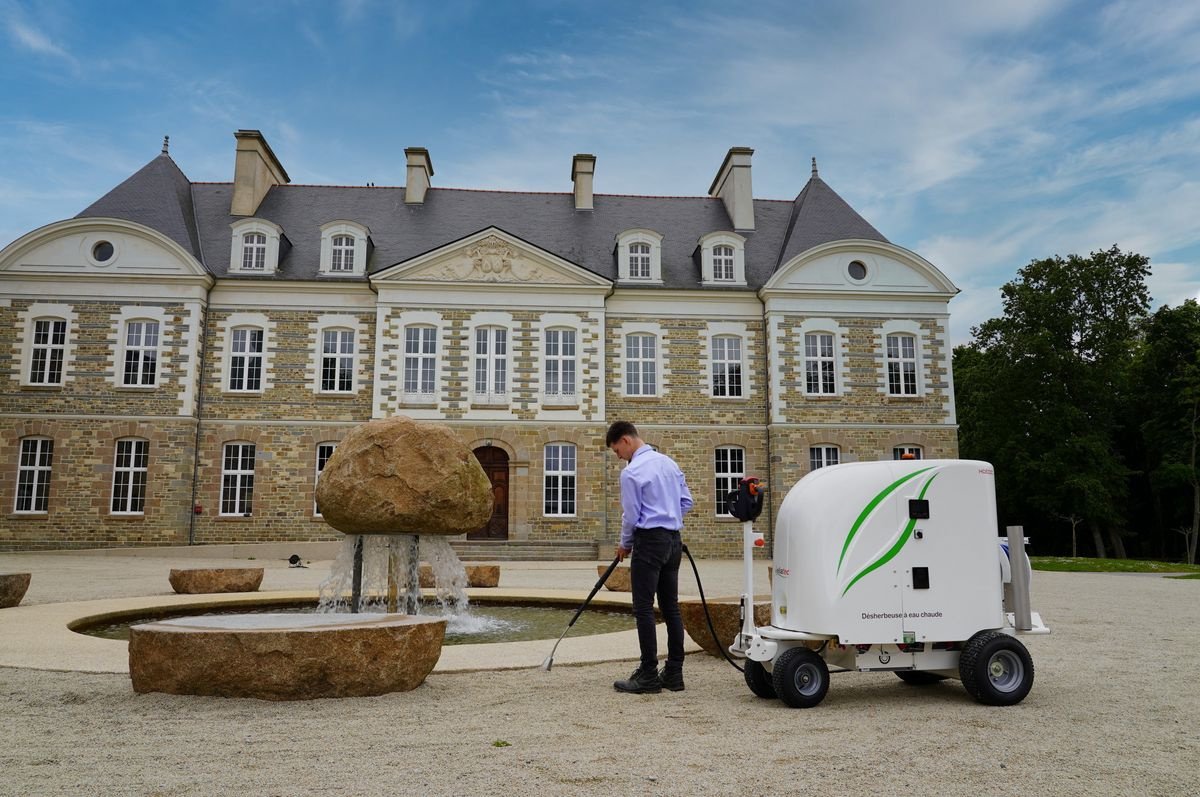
[92,241,115,262]
[847,260,867,281]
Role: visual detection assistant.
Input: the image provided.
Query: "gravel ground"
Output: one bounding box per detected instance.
[0,554,1197,797]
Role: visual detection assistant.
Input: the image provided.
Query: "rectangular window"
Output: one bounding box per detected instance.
[543,443,576,516]
[713,245,735,281]
[29,319,66,385]
[886,334,918,396]
[715,446,745,516]
[544,329,577,399]
[809,445,840,471]
[321,329,355,392]
[804,333,836,395]
[229,328,264,391]
[712,335,743,397]
[221,443,256,515]
[111,439,149,514]
[625,334,657,395]
[331,235,355,272]
[242,233,266,270]
[314,442,336,515]
[473,328,508,400]
[15,438,53,513]
[629,243,651,279]
[893,446,923,460]
[403,327,437,396]
[122,321,159,386]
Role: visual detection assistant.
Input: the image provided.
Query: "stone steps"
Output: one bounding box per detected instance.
[446,540,599,562]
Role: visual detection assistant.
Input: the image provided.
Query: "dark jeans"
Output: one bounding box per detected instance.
[630,527,685,672]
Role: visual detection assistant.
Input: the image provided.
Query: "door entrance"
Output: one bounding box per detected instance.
[469,446,509,540]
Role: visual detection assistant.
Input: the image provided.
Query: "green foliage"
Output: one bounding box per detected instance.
[1030,557,1200,573]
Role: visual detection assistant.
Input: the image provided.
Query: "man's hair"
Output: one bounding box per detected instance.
[605,420,639,447]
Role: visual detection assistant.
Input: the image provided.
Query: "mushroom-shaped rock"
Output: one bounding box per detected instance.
[0,573,31,608]
[315,416,493,536]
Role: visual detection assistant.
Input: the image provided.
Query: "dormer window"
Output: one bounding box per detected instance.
[319,220,370,276]
[616,229,664,283]
[699,232,746,286]
[229,218,284,275]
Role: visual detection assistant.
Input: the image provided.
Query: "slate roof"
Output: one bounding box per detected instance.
[77,154,890,291]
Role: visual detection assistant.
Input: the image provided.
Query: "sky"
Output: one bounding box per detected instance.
[1,0,1198,345]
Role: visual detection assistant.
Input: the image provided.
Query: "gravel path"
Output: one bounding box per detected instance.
[0,555,1197,796]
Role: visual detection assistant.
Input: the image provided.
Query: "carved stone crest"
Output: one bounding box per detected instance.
[433,236,544,282]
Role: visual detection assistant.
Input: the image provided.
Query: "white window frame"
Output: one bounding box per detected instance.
[28,317,67,386]
[228,326,265,392]
[472,326,509,404]
[616,229,664,283]
[886,333,919,396]
[220,312,273,394]
[714,445,745,517]
[314,442,337,516]
[319,220,369,276]
[804,332,837,396]
[624,333,658,396]
[111,438,149,515]
[798,318,845,396]
[543,443,577,517]
[14,437,53,513]
[220,442,256,516]
[17,303,77,388]
[879,320,926,397]
[402,325,438,400]
[893,446,923,460]
[120,320,160,387]
[229,219,284,275]
[543,327,578,405]
[809,445,840,471]
[698,231,747,286]
[711,335,743,398]
[319,328,356,393]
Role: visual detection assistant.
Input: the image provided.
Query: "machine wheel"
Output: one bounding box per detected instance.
[771,647,829,708]
[895,670,947,686]
[743,659,777,699]
[959,631,1034,706]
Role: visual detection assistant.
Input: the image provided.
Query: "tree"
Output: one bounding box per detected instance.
[956,246,1151,556]
[1134,300,1200,563]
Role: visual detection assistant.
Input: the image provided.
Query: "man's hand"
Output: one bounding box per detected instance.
[615,545,630,562]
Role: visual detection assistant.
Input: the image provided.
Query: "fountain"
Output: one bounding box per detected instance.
[128,416,494,700]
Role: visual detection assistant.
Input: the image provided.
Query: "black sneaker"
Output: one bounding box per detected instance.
[659,667,684,692]
[614,667,662,694]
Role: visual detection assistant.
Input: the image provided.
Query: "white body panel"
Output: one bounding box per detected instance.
[770,459,1004,645]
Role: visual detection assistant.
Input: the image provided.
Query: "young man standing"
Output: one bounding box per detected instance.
[606,420,693,694]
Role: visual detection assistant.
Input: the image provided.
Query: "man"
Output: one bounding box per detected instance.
[606,420,693,694]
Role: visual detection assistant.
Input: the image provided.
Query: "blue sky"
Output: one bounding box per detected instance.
[2,0,1197,345]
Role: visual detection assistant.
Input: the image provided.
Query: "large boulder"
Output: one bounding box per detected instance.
[316,416,493,536]
[129,613,446,700]
[0,573,31,608]
[679,597,772,658]
[419,564,500,588]
[601,565,632,592]
[168,568,264,594]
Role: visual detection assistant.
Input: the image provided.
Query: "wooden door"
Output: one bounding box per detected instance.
[469,446,509,540]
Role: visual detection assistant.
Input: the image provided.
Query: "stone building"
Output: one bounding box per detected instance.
[0,131,959,554]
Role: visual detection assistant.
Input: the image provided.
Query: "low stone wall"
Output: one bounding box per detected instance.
[168,568,264,594]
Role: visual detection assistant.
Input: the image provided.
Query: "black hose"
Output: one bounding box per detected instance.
[682,543,745,673]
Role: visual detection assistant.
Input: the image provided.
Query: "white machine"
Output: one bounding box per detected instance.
[729,459,1049,708]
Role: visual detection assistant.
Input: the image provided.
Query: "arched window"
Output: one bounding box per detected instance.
[15,437,53,513]
[629,242,651,279]
[714,446,745,516]
[331,235,355,272]
[241,232,267,270]
[713,244,735,281]
[809,445,839,470]
[543,443,577,516]
[893,445,923,460]
[111,438,149,514]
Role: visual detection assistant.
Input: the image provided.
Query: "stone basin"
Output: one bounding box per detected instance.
[168,568,264,594]
[679,596,771,658]
[0,573,31,608]
[129,612,446,700]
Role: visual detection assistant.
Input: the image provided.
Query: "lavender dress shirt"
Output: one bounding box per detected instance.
[618,444,694,551]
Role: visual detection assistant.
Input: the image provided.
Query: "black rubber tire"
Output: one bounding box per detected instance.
[959,630,1034,706]
[771,647,829,708]
[744,658,777,699]
[895,670,947,686]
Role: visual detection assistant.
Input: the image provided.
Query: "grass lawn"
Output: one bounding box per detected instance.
[1030,556,1200,574]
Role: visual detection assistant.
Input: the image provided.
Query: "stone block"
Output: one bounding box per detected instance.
[169,568,264,594]
[0,573,31,608]
[129,613,446,700]
[679,596,771,657]
[601,564,632,592]
[418,564,500,588]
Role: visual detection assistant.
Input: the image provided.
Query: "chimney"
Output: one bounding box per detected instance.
[231,130,290,216]
[405,147,434,205]
[571,154,596,211]
[707,146,755,231]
